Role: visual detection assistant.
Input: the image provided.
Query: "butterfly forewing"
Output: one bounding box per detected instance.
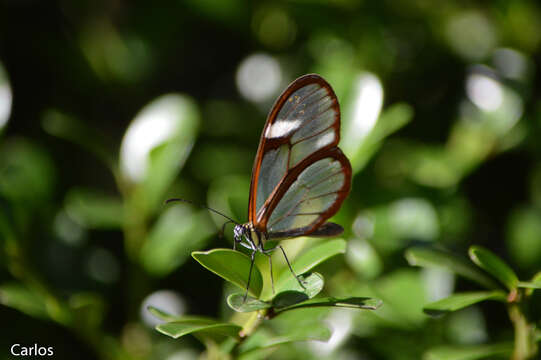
[248,74,351,239]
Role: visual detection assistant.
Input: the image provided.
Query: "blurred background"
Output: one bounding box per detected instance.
[1,0,541,359]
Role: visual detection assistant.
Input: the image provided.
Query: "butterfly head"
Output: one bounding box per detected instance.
[233,223,263,251]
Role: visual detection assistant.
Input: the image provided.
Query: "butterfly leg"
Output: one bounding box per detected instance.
[278,245,306,290]
[243,250,256,302]
[262,252,275,294]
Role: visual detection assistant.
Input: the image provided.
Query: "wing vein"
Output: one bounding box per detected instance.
[277,86,323,124]
[291,123,334,146]
[305,169,344,190]
[268,186,311,227]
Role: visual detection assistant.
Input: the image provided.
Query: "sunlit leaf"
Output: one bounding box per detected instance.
[424,342,513,360]
[192,249,263,297]
[141,204,213,276]
[64,188,123,229]
[469,246,518,290]
[349,102,413,172]
[121,94,199,213]
[406,247,501,289]
[156,318,241,339]
[423,291,507,317]
[227,294,270,313]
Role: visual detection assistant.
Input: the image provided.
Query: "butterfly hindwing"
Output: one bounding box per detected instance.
[247,74,352,238]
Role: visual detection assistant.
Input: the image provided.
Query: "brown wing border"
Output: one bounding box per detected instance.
[247,74,343,225]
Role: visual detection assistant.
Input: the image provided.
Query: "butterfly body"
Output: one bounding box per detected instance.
[234,222,266,251]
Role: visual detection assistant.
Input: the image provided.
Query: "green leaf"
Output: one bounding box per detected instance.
[65,188,123,229]
[469,246,519,290]
[42,109,115,170]
[0,283,48,319]
[0,139,55,205]
[192,249,263,297]
[423,291,507,317]
[278,297,383,312]
[273,239,345,296]
[271,291,309,310]
[517,281,541,289]
[367,269,428,328]
[424,342,513,360]
[0,283,72,325]
[405,247,501,289]
[141,205,213,276]
[349,102,413,172]
[238,324,331,355]
[275,272,324,299]
[147,306,184,322]
[290,239,347,275]
[139,140,194,213]
[68,293,105,330]
[156,318,241,339]
[227,294,270,313]
[122,94,199,214]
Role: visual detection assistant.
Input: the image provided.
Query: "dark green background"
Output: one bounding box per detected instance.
[1,0,541,359]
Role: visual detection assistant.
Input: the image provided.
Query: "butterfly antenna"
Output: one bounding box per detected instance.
[165,198,239,224]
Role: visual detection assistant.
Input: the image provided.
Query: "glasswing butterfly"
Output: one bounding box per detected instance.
[169,74,351,300]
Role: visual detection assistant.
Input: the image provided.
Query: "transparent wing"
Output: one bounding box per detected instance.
[264,152,351,237]
[248,74,349,234]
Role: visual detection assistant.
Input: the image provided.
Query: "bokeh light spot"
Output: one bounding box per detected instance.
[253,7,297,49]
[343,73,383,156]
[466,73,503,111]
[86,247,120,284]
[0,62,12,130]
[236,53,282,103]
[493,48,529,80]
[390,198,439,241]
[445,11,497,60]
[141,290,186,327]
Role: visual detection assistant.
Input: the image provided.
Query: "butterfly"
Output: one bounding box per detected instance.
[170,74,351,299]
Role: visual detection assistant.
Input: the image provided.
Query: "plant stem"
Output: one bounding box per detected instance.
[239,309,267,338]
[508,291,538,360]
